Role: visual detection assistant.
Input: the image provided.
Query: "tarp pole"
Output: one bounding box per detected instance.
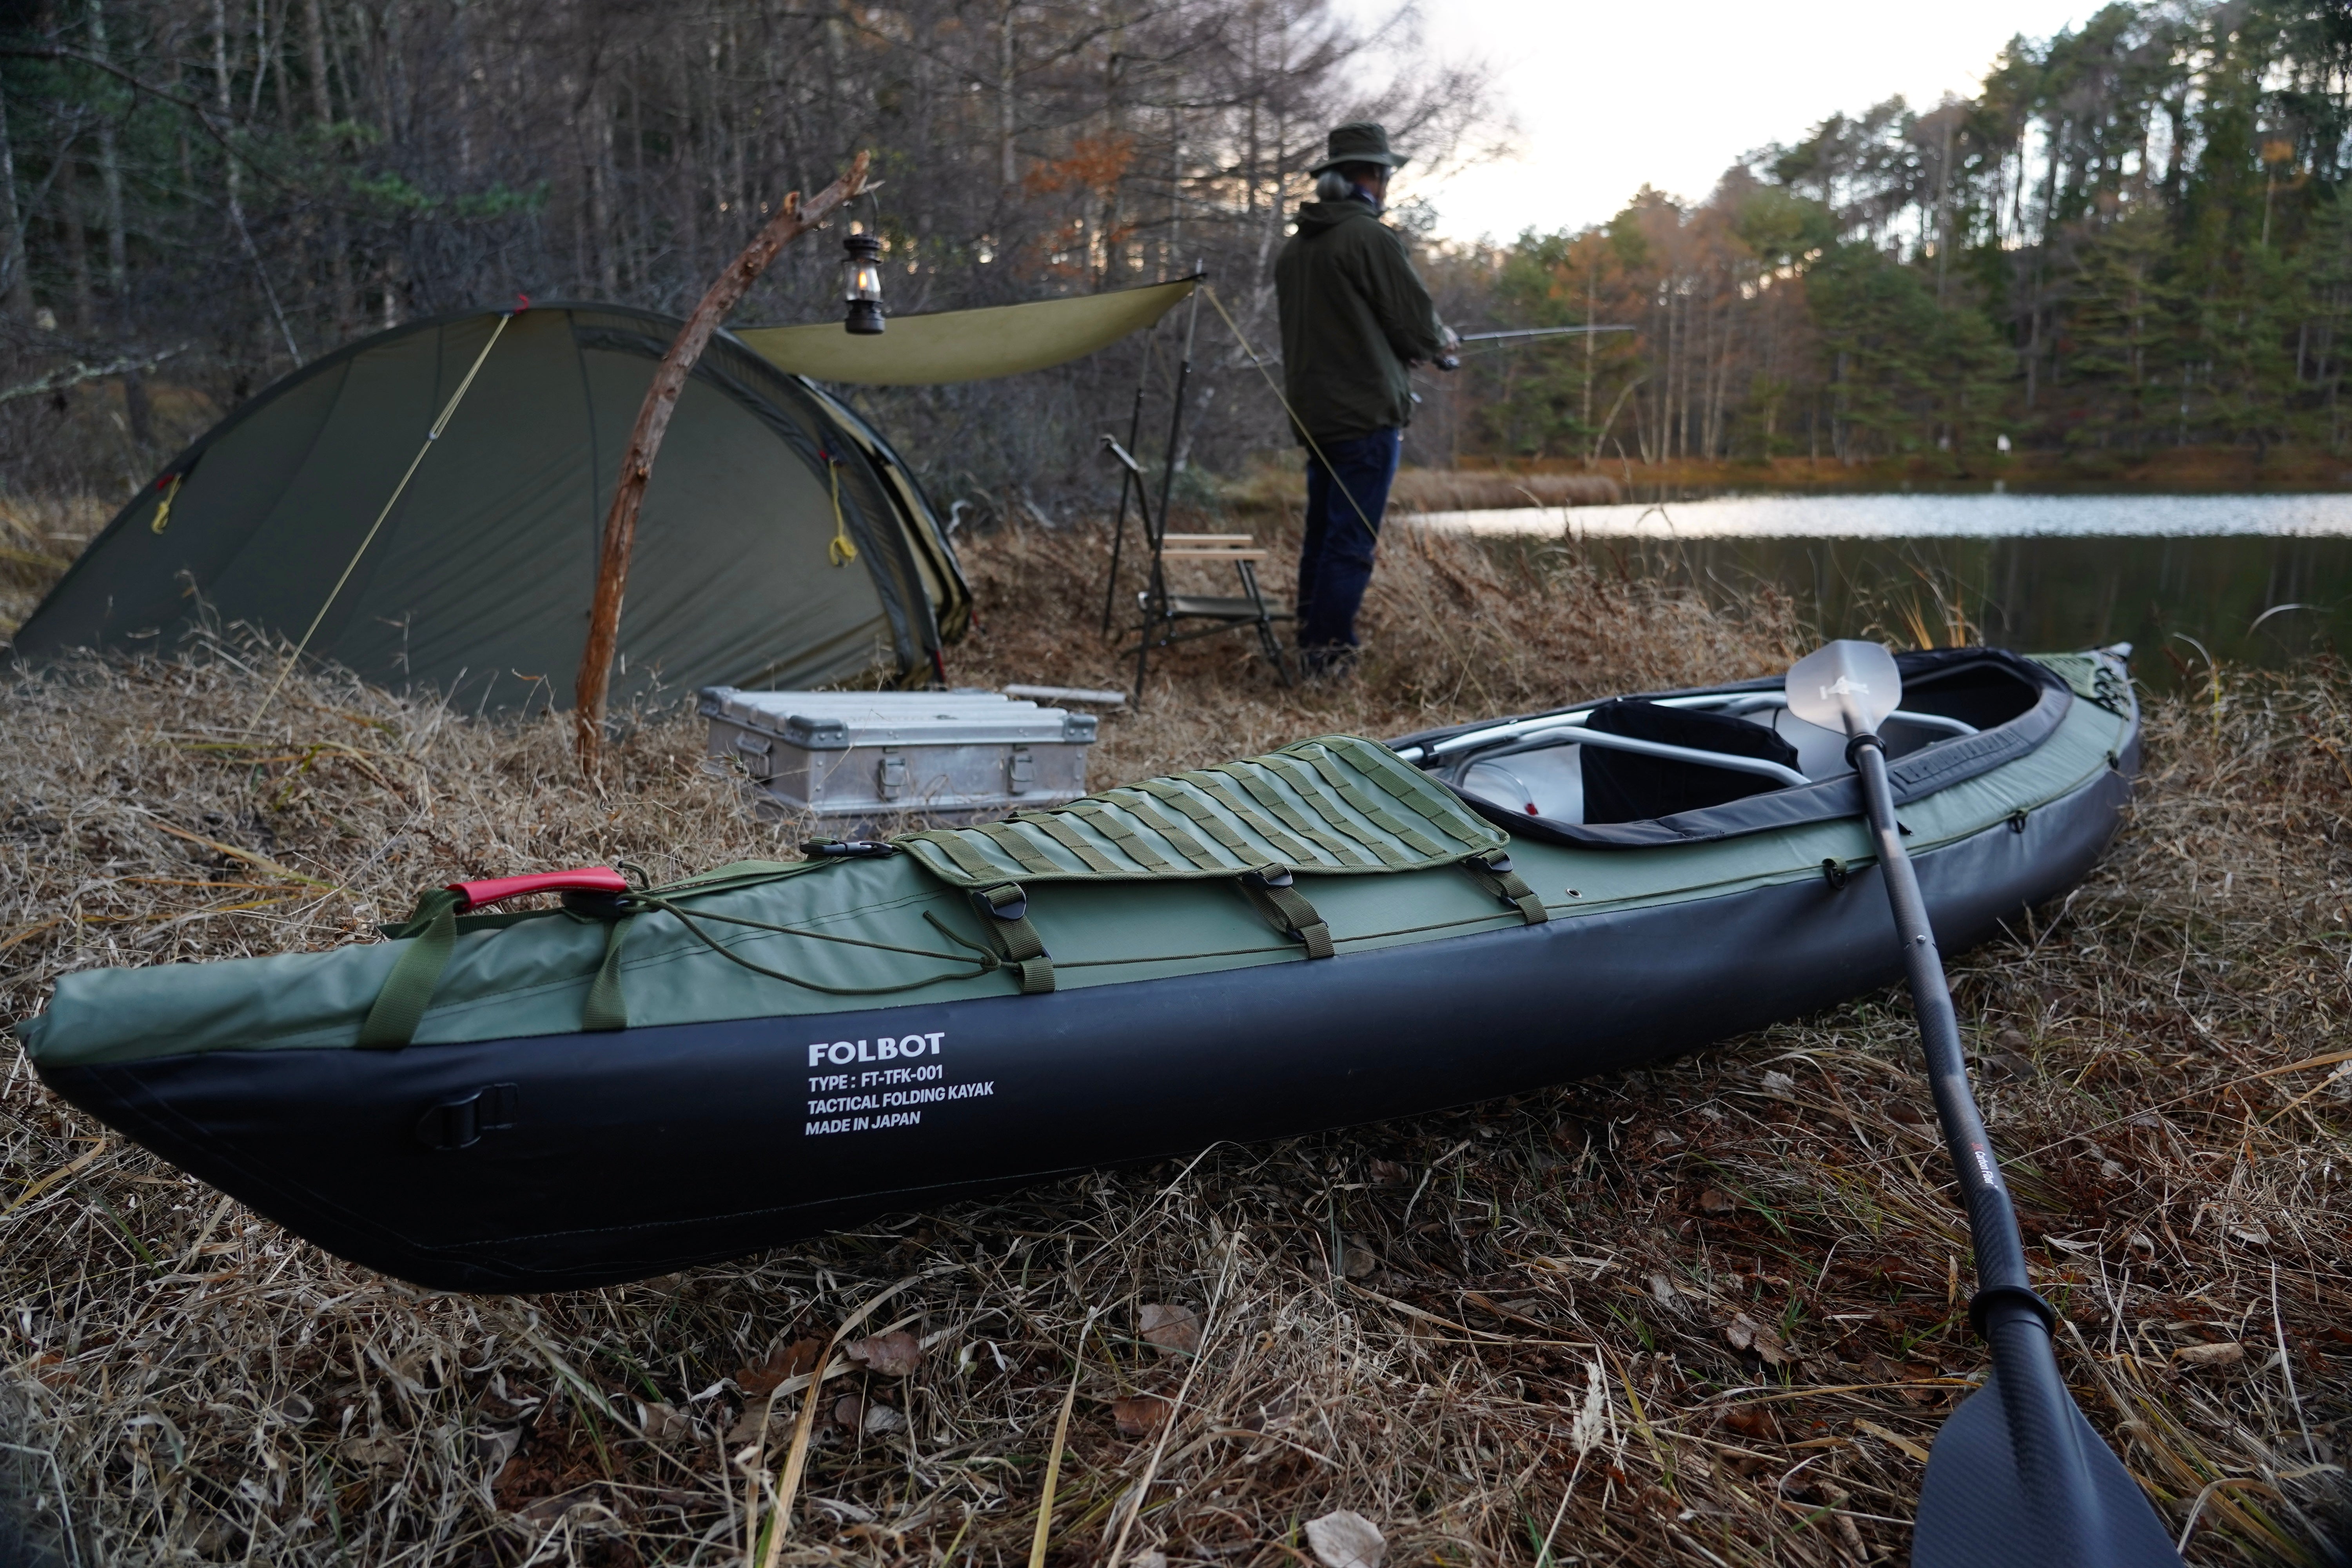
[1152,274,1201,549]
[1099,368,1149,634]
[573,152,871,774]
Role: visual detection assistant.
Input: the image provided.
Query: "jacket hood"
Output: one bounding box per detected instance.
[1293,198,1381,236]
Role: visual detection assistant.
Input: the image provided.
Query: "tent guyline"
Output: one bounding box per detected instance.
[244,309,514,737]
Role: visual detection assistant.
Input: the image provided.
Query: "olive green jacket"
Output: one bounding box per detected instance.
[1274,198,1445,445]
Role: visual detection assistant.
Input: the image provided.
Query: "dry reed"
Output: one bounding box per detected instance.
[0,519,2346,1568]
[1384,472,1622,513]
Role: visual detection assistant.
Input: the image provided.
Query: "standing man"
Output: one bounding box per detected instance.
[1274,121,1456,678]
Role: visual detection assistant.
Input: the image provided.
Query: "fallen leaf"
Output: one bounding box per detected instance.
[844,1329,922,1377]
[1305,1508,1387,1568]
[1368,1159,1408,1187]
[735,1337,822,1398]
[1760,1070,1798,1099]
[1698,1188,1736,1214]
[1724,1312,1792,1367]
[517,1486,601,1526]
[2229,1222,2274,1248]
[1112,1393,1172,1438]
[1138,1303,1201,1356]
[474,1425,524,1470]
[1995,1027,2032,1053]
[1339,1240,1379,1279]
[833,1393,907,1433]
[338,1434,403,1468]
[1986,1051,2040,1081]
[2176,1341,2245,1367]
[639,1401,693,1440]
[1648,1273,1685,1311]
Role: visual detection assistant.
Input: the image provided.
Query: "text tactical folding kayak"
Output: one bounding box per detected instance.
[19,647,2138,1292]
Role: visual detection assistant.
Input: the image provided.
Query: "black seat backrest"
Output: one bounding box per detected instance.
[1579,699,1803,825]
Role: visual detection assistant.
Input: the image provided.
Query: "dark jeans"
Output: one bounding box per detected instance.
[1296,426,1401,659]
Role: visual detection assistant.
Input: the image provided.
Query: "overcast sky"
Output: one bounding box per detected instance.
[1359,0,2094,243]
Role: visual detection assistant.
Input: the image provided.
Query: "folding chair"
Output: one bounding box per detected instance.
[1102,435,1290,701]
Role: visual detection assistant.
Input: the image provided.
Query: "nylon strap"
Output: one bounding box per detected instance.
[925,828,1018,884]
[1462,850,1549,925]
[1239,878,1334,958]
[358,888,464,1048]
[1200,766,1378,867]
[1136,779,1261,860]
[1282,751,1449,857]
[1065,800,1178,872]
[1172,770,1322,865]
[975,822,1062,878]
[581,914,635,1030]
[971,884,1055,993]
[1310,737,1493,845]
[1252,755,1417,866]
[1012,810,1123,875]
[1107,789,1228,870]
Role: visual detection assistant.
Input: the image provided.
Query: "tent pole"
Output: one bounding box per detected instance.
[572,151,871,775]
[1100,367,1149,635]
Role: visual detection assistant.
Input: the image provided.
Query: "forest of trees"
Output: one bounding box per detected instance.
[4,0,2352,511]
[0,0,1490,500]
[1449,1,2352,468]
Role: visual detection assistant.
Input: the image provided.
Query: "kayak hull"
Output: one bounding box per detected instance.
[39,743,2134,1292]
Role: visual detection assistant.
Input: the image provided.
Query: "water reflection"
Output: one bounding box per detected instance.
[1416,493,2351,686]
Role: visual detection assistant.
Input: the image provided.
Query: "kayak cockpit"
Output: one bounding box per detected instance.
[1401,649,2060,829]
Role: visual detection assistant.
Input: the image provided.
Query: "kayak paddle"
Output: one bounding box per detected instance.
[1783,641,2181,1568]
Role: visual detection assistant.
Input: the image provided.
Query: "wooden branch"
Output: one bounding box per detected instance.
[0,345,191,406]
[571,150,872,773]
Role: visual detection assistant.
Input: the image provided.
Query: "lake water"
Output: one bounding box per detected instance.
[1414,492,2352,684]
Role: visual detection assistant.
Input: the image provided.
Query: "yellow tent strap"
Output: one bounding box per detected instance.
[243,309,514,735]
[826,453,858,567]
[148,473,183,534]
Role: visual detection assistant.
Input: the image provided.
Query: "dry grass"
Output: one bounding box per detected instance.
[1384,472,1622,513]
[0,519,2347,1568]
[0,493,112,641]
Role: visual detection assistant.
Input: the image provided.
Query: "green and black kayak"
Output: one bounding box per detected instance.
[18,647,2138,1292]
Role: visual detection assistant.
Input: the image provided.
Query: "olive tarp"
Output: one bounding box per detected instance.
[737,276,1194,385]
[6,302,973,708]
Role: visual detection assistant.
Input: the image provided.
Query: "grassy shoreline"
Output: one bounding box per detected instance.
[1,523,2347,1568]
[1425,447,2352,501]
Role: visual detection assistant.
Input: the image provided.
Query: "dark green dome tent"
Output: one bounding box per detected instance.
[7,303,971,708]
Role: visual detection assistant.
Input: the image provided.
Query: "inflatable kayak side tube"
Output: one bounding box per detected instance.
[36,750,2134,1293]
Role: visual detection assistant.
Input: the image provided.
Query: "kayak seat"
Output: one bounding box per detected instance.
[1579,699,1805,825]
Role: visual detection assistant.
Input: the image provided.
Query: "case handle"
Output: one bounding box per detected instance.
[446,867,629,913]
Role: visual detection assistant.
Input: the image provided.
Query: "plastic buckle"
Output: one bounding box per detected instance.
[561,889,632,920]
[1241,866,1294,889]
[1479,850,1515,875]
[975,884,1029,922]
[415,1083,519,1151]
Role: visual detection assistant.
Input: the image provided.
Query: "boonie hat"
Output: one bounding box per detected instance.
[1309,121,1410,176]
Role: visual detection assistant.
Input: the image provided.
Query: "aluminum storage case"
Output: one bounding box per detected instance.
[699,688,1098,827]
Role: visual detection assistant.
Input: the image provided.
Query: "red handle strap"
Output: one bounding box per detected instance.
[445,867,629,913]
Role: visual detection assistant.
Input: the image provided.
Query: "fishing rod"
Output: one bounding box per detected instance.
[1785,641,2181,1568]
[1457,324,1634,342]
[1433,323,1632,370]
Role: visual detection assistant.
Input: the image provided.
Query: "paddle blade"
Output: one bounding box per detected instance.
[1913,1371,2183,1568]
[1785,640,1901,737]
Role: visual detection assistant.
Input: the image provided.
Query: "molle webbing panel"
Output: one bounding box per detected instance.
[895,735,1509,887]
[2028,652,2131,713]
